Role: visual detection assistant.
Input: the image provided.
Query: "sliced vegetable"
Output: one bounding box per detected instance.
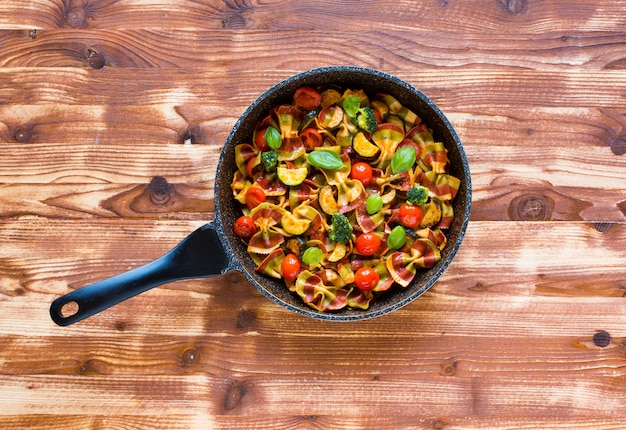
[352,132,379,158]
[277,165,308,186]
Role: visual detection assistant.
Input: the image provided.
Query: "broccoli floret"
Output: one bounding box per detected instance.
[406,185,429,206]
[354,107,378,133]
[329,213,352,244]
[261,150,278,173]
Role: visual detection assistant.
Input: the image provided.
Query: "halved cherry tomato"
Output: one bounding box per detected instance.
[355,232,382,256]
[246,157,259,179]
[255,128,270,151]
[354,267,379,291]
[293,86,322,110]
[350,161,373,186]
[234,215,257,239]
[300,128,323,150]
[399,203,423,229]
[281,253,301,282]
[245,187,266,210]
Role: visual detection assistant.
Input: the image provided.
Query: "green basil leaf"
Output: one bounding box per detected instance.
[307,150,343,170]
[302,247,323,266]
[365,194,383,215]
[387,225,407,251]
[342,96,361,118]
[391,146,416,174]
[265,126,282,150]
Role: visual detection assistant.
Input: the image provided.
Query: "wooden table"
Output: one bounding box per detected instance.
[2,1,625,428]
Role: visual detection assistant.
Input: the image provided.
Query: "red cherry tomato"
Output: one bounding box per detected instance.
[255,128,270,151]
[300,128,323,150]
[399,203,423,229]
[354,267,380,291]
[355,232,382,256]
[293,86,322,110]
[281,253,301,282]
[350,162,373,186]
[245,187,266,210]
[234,215,257,239]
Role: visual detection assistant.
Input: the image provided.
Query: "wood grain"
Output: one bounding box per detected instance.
[2,0,626,428]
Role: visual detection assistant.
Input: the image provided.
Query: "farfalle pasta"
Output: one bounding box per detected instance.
[231,85,460,312]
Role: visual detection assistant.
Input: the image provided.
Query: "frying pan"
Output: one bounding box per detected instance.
[50,66,471,326]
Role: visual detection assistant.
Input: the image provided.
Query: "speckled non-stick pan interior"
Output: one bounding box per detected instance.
[214,66,472,321]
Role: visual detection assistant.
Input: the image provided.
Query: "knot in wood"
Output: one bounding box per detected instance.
[148,176,173,205]
[222,13,247,29]
[13,126,33,143]
[610,137,626,155]
[516,194,547,221]
[432,419,446,429]
[223,381,247,411]
[86,49,106,69]
[66,7,87,28]
[440,361,457,376]
[236,309,255,329]
[182,348,198,365]
[593,330,611,348]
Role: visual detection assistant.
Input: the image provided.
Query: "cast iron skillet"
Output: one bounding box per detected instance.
[50,66,472,326]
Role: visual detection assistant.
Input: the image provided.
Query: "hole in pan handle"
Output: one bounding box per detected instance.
[49,223,230,326]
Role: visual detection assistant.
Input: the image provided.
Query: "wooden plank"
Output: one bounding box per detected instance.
[1,0,626,32]
[2,28,626,69]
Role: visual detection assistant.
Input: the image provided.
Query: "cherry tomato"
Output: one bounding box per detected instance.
[399,203,423,229]
[281,253,301,282]
[234,215,257,239]
[355,232,382,256]
[255,128,270,151]
[350,162,373,186]
[300,128,323,150]
[354,267,379,291]
[293,86,322,110]
[245,187,266,210]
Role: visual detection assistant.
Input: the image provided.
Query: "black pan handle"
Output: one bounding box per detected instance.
[50,223,231,326]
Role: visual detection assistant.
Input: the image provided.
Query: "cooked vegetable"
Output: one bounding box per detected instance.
[399,203,423,229]
[355,232,382,256]
[329,213,352,244]
[293,86,322,110]
[234,215,257,239]
[281,253,301,281]
[343,95,378,133]
[354,267,379,291]
[245,187,266,209]
[350,161,373,186]
[277,165,308,186]
[406,184,429,206]
[365,194,383,215]
[230,84,461,312]
[352,132,379,158]
[261,150,278,173]
[387,225,407,251]
[302,247,323,266]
